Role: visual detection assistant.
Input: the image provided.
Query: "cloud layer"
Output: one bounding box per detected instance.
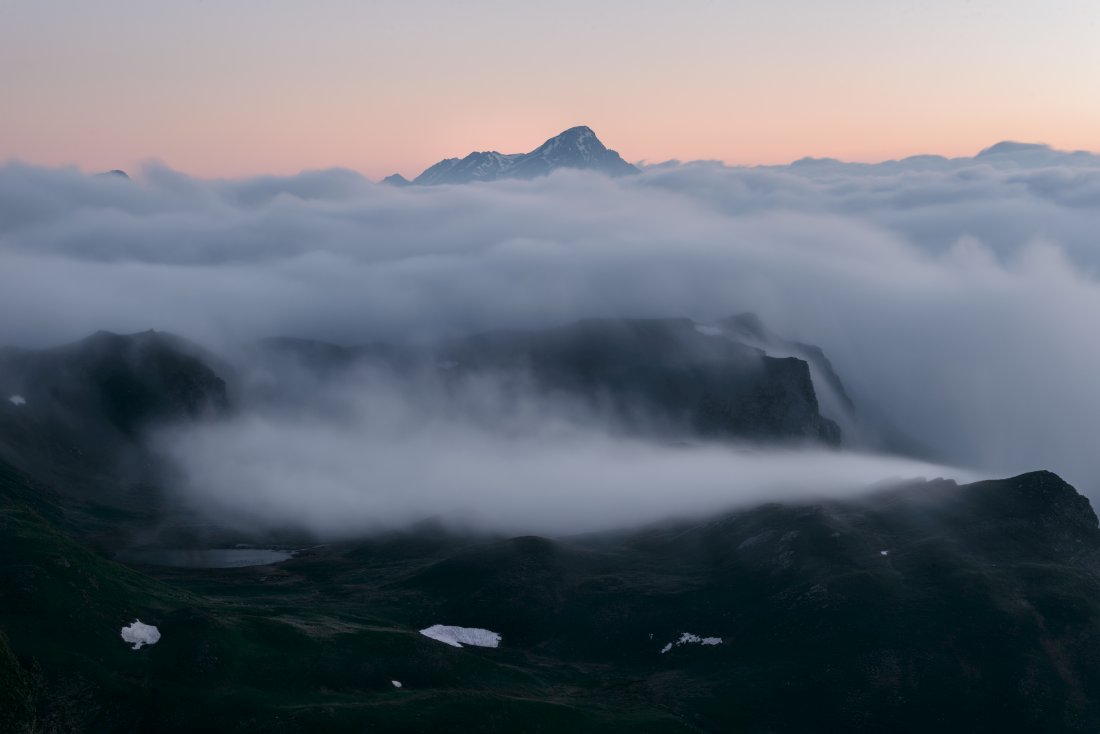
[3,146,1100,529]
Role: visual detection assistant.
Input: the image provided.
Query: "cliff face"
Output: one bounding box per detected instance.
[438,318,840,444]
[260,317,845,446]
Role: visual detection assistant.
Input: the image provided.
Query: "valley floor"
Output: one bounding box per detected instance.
[5,461,1100,732]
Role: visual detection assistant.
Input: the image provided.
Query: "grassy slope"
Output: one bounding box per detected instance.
[0,460,693,732]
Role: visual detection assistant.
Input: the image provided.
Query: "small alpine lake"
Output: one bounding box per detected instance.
[115,548,296,568]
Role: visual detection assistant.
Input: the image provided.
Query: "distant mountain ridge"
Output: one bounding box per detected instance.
[393,126,639,185]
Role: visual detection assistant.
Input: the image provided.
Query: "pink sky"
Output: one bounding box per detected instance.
[2,0,1098,178]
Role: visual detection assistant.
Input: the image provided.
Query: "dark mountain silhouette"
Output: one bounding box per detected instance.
[0,330,228,511]
[262,316,843,445]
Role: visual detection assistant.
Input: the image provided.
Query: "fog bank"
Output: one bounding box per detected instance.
[158,368,967,536]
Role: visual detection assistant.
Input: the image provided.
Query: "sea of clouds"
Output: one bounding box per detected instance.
[2,142,1099,533]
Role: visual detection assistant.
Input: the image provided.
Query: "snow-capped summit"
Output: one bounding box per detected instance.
[393,126,638,185]
[507,125,637,180]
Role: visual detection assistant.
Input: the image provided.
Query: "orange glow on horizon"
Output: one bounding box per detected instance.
[2,0,1098,179]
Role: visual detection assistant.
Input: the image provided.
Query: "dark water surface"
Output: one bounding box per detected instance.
[116,548,295,568]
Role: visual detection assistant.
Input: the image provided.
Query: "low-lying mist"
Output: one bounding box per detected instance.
[157,364,967,537]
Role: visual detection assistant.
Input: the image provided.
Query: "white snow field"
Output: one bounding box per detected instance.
[120,620,161,650]
[419,625,501,648]
[660,632,723,653]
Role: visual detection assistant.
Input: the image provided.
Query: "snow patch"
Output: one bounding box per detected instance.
[693,324,723,337]
[8,395,26,406]
[120,619,160,650]
[419,624,501,648]
[660,632,723,653]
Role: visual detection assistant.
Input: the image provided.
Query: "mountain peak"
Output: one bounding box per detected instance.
[528,125,603,157]
[555,125,596,139]
[382,173,411,187]
[408,126,638,185]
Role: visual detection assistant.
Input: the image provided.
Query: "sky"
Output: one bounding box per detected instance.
[2,0,1098,179]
